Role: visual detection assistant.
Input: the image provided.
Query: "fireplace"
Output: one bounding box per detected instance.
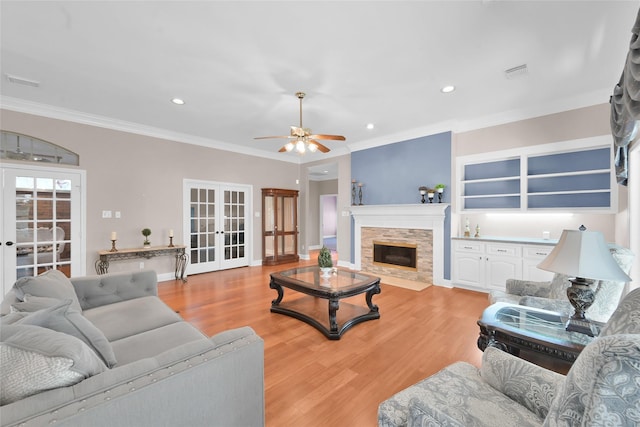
[350,204,448,286]
[373,241,417,270]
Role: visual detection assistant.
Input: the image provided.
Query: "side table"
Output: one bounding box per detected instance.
[477,303,601,371]
[95,245,189,282]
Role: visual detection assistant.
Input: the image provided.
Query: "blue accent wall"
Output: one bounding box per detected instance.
[351,131,452,280]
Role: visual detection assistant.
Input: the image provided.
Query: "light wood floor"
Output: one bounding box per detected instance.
[158,255,489,427]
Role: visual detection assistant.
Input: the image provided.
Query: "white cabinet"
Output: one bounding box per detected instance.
[452,239,555,292]
[522,245,555,282]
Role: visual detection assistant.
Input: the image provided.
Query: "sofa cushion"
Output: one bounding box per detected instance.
[0,324,107,405]
[16,299,117,368]
[110,321,207,365]
[83,296,182,342]
[13,270,82,313]
[378,362,543,427]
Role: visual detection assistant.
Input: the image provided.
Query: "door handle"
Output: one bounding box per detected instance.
[5,241,14,246]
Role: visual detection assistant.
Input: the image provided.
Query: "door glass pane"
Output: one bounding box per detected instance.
[190,186,216,265]
[14,174,73,279]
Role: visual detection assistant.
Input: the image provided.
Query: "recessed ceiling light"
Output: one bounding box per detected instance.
[171,98,185,105]
[366,123,375,130]
[441,85,455,93]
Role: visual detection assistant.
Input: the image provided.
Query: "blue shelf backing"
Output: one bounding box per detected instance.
[528,193,610,209]
[528,148,610,175]
[464,158,520,180]
[464,196,520,210]
[528,173,610,193]
[465,179,520,196]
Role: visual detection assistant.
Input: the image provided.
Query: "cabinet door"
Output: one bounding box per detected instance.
[454,252,484,287]
[485,244,522,290]
[485,256,522,290]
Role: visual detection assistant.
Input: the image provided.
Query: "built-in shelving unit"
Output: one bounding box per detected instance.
[457,136,616,213]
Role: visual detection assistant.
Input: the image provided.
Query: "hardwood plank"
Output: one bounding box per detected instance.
[158,255,489,427]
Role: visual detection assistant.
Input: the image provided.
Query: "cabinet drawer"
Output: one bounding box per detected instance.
[486,244,521,257]
[454,241,483,253]
[523,246,554,259]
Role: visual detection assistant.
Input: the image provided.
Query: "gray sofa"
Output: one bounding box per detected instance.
[0,269,264,427]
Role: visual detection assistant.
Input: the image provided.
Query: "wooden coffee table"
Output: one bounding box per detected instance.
[477,303,601,371]
[269,266,381,340]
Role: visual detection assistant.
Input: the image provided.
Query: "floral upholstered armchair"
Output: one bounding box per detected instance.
[377,288,640,427]
[489,245,634,323]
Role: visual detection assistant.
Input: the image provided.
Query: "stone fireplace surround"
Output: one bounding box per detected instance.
[350,204,449,286]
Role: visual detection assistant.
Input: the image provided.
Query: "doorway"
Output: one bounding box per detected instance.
[183,179,251,275]
[1,164,86,296]
[320,194,337,252]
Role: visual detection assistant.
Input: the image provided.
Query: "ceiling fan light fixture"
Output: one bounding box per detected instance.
[296,140,306,153]
[308,142,318,152]
[284,142,295,152]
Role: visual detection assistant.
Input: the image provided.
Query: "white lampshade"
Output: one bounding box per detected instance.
[537,229,631,282]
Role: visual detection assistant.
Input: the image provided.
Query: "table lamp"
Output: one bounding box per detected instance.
[537,226,632,336]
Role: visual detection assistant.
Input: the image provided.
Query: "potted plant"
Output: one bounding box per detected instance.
[318,246,333,277]
[141,228,152,247]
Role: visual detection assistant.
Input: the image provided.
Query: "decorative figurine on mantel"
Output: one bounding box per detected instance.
[474,224,481,238]
[435,184,445,203]
[351,179,357,206]
[358,182,364,205]
[464,218,471,237]
[142,228,152,247]
[419,186,428,203]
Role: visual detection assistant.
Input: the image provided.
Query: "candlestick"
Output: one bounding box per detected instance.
[168,236,175,247]
[110,239,118,252]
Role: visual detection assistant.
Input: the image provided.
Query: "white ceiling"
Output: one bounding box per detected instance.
[1,1,637,164]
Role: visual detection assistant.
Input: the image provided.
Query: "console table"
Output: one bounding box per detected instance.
[95,245,188,282]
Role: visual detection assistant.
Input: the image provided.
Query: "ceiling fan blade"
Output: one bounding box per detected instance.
[254,135,295,140]
[308,134,346,141]
[278,145,288,152]
[309,140,331,153]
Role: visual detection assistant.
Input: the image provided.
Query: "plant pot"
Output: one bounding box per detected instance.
[320,267,333,277]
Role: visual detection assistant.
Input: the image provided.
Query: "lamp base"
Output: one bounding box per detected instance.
[565,276,597,336]
[566,317,596,337]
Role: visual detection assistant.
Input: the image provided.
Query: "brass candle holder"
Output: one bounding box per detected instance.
[168,236,175,247]
[110,239,118,252]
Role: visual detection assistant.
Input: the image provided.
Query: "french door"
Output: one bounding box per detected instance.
[183,180,251,274]
[1,165,85,296]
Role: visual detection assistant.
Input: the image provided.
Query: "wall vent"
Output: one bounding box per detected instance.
[6,74,40,87]
[504,64,528,80]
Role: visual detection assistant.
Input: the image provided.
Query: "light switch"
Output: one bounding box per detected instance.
[115,211,121,219]
[102,210,112,218]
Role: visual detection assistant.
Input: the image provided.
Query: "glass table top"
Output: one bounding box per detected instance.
[273,266,378,292]
[483,303,598,347]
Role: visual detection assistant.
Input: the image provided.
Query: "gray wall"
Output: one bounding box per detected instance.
[1,109,300,276]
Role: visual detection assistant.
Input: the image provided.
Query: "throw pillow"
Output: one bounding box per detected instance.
[0,324,107,405]
[13,270,82,312]
[16,299,117,368]
[11,294,63,313]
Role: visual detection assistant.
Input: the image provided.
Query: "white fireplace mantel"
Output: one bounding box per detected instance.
[350,204,449,286]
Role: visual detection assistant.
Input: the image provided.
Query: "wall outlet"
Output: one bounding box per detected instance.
[115,211,121,219]
[139,262,144,269]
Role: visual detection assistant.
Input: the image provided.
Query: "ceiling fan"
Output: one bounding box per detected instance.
[255,91,346,153]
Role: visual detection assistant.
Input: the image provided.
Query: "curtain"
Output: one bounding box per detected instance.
[610,8,640,186]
